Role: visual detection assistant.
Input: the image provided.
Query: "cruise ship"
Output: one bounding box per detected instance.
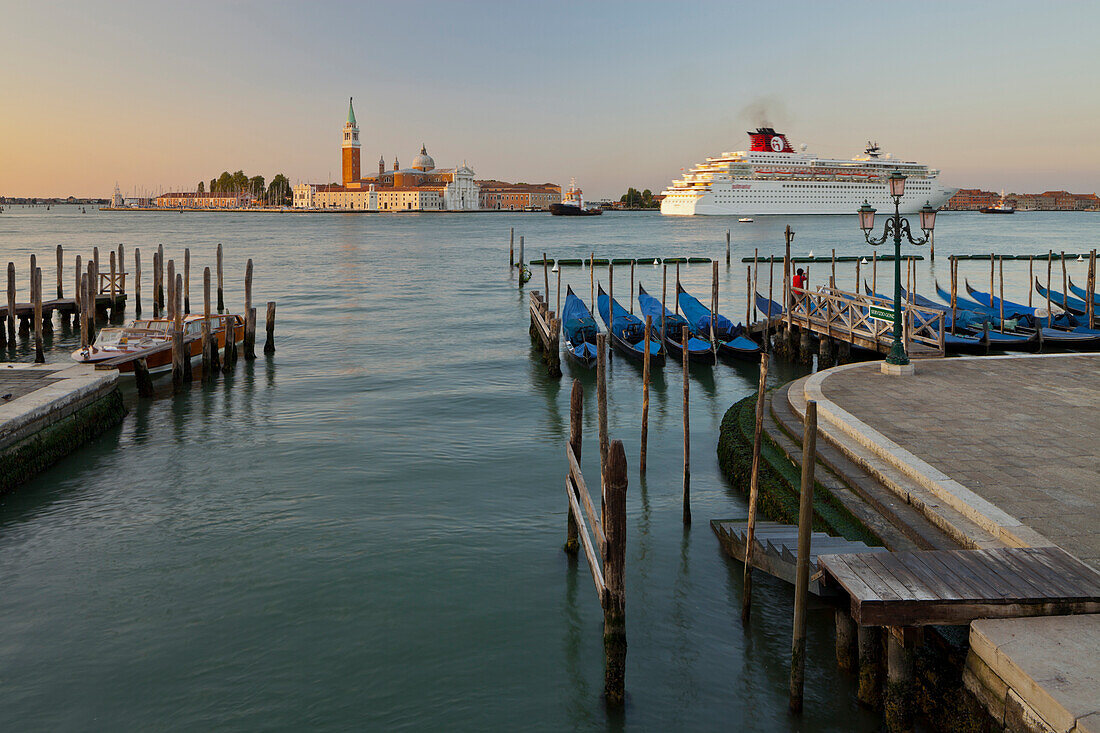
[660,128,955,216]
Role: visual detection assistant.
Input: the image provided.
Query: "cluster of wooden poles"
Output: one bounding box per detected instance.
[1,243,276,394]
[561,324,698,705]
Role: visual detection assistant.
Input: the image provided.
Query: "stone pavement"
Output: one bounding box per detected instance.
[817,354,1100,572]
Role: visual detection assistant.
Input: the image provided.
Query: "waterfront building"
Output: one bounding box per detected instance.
[477,181,562,210]
[295,98,480,211]
[945,188,1100,211]
[155,191,249,209]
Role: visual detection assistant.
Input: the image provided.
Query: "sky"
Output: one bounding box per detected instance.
[1,0,1099,199]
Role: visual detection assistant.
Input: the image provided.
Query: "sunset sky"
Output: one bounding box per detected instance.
[2,0,1098,198]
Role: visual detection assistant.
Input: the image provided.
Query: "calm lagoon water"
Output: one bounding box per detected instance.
[0,206,1095,730]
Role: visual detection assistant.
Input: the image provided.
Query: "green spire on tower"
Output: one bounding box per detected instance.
[347,97,357,127]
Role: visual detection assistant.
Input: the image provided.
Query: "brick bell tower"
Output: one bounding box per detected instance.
[342,97,361,186]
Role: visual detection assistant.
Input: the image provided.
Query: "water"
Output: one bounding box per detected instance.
[0,206,1095,730]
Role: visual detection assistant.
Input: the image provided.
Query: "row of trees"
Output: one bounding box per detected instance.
[620,187,659,208]
[197,171,292,206]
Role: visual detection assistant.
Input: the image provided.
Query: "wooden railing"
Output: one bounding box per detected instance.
[528,290,561,377]
[788,286,945,357]
[98,271,127,296]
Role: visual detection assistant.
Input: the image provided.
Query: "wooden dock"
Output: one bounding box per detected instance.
[819,547,1100,626]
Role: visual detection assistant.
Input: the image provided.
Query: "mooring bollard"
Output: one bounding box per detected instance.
[565,378,583,555]
[216,243,224,313]
[133,357,153,397]
[789,399,817,713]
[682,324,691,526]
[742,351,770,625]
[264,301,276,355]
[640,315,651,476]
[602,439,628,707]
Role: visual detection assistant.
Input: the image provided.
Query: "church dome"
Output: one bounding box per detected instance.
[411,144,435,171]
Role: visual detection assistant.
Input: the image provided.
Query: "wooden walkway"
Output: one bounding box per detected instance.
[819,546,1100,626]
[712,519,887,596]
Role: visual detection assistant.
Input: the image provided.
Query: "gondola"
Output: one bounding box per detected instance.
[676,283,761,360]
[596,284,665,364]
[889,283,1039,353]
[966,281,1100,350]
[637,285,714,363]
[755,292,784,319]
[1034,279,1090,317]
[1068,277,1100,309]
[561,286,599,368]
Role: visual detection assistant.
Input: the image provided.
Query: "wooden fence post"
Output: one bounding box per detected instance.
[134,248,142,316]
[741,351,769,625]
[682,324,691,526]
[640,315,651,475]
[789,399,817,713]
[602,439,628,707]
[217,243,224,313]
[565,379,583,554]
[264,302,277,355]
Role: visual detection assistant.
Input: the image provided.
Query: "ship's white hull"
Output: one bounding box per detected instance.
[660,180,956,216]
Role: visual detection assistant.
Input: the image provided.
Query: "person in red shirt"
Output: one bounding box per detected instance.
[792,268,807,291]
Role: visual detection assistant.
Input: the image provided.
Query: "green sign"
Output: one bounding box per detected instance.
[869,306,894,321]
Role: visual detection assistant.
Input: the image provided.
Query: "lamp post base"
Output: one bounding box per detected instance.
[881,361,915,376]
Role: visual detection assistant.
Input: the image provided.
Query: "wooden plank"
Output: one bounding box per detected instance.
[872,551,945,601]
[861,552,938,602]
[923,550,1004,600]
[566,479,605,601]
[566,444,605,551]
[972,548,1064,600]
[904,552,973,599]
[1027,547,1100,596]
[947,551,1019,600]
[819,554,889,602]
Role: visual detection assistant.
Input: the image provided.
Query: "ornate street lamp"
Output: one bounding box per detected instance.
[858,171,937,365]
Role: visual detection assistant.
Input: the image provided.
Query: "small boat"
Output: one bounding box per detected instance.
[1034,279,1090,316]
[965,281,1100,350]
[561,286,599,368]
[637,285,713,362]
[550,179,603,217]
[596,284,664,364]
[755,293,784,318]
[71,314,244,374]
[738,217,754,223]
[676,283,761,360]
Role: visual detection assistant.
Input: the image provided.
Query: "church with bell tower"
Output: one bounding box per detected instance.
[342,97,361,187]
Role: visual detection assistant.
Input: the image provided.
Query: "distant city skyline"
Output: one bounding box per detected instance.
[2,1,1098,199]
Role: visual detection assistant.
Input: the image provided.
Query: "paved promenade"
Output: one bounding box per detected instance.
[818,354,1100,571]
[802,354,1100,733]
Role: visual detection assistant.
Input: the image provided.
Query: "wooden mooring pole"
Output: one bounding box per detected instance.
[202,267,215,380]
[640,315,651,476]
[33,267,44,363]
[1088,250,1096,330]
[741,351,769,625]
[216,243,224,313]
[172,273,186,391]
[1046,250,1053,327]
[564,379,583,554]
[264,302,277,355]
[134,357,154,397]
[5,262,14,343]
[1061,250,1069,312]
[629,261,635,314]
[509,228,514,267]
[602,439,628,707]
[134,248,142,316]
[156,243,164,314]
[55,245,64,300]
[789,399,817,713]
[681,324,691,526]
[596,333,609,527]
[711,261,719,363]
[109,249,117,318]
[184,248,191,313]
[244,258,256,359]
[1028,255,1034,307]
[661,264,668,345]
[726,229,731,266]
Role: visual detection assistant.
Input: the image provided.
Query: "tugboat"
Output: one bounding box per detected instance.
[550,179,603,216]
[980,190,1016,214]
